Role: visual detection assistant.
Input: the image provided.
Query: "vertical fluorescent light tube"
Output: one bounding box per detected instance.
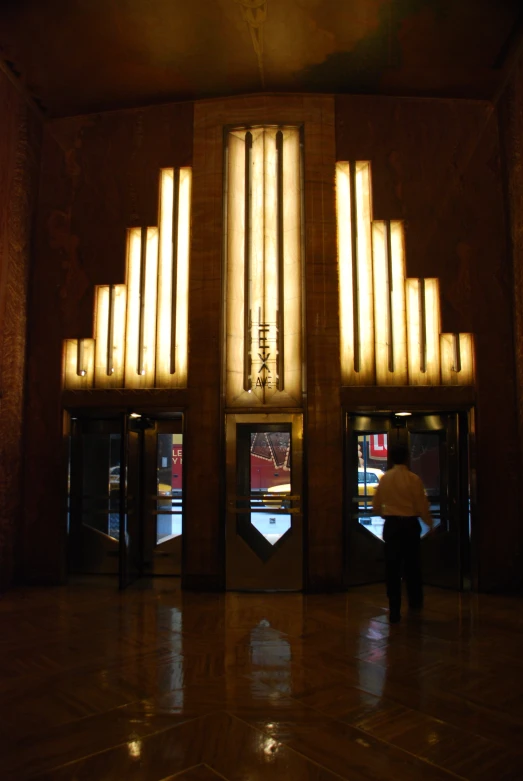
[251,129,265,402]
[406,277,421,384]
[354,161,375,383]
[389,222,408,383]
[385,222,394,372]
[174,167,191,385]
[225,132,246,403]
[243,131,253,392]
[141,227,159,385]
[459,334,474,384]
[281,126,302,402]
[263,128,278,403]
[407,278,441,384]
[156,169,174,388]
[111,285,127,386]
[276,129,284,391]
[373,220,408,385]
[419,278,427,373]
[349,162,360,373]
[424,279,441,384]
[94,286,109,386]
[107,285,115,375]
[452,332,461,372]
[441,333,474,385]
[137,226,148,376]
[335,162,354,385]
[170,168,180,374]
[124,228,142,388]
[372,221,389,384]
[76,339,86,376]
[64,338,94,388]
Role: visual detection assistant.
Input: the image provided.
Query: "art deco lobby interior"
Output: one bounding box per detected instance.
[2,1,523,779]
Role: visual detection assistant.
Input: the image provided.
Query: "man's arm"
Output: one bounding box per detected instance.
[372,479,384,517]
[414,477,433,529]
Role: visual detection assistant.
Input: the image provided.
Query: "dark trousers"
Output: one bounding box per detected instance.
[383,516,423,614]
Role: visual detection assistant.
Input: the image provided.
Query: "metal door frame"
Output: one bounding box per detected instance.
[343,407,472,590]
[225,412,304,591]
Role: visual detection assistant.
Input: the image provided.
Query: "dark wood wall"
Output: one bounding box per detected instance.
[21,92,521,591]
[336,95,521,591]
[0,68,41,589]
[499,56,523,591]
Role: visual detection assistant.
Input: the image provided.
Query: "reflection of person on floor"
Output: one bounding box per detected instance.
[372,443,433,624]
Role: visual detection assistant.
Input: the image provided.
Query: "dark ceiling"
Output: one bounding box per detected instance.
[0,0,522,117]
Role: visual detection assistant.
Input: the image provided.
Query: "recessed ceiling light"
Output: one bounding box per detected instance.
[395,411,412,417]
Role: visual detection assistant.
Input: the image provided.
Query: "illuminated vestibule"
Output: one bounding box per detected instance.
[63,167,192,390]
[336,161,474,386]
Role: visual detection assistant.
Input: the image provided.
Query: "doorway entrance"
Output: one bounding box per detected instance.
[225,413,303,591]
[345,410,470,589]
[68,412,183,586]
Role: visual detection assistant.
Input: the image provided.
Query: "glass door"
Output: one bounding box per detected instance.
[119,414,142,589]
[68,417,122,576]
[345,411,469,589]
[142,418,183,575]
[226,414,303,591]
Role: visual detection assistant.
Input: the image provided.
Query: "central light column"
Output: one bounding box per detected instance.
[225,126,302,408]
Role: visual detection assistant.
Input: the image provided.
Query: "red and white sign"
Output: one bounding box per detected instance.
[369,434,387,460]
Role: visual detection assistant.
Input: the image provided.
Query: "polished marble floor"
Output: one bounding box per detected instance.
[1,579,523,780]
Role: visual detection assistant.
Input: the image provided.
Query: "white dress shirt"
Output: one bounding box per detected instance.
[372,465,432,526]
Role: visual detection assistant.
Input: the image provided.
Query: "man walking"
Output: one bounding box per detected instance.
[372,443,433,623]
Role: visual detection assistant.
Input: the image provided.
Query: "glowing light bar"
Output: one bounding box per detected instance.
[64,339,94,389]
[124,226,158,388]
[336,161,375,385]
[94,284,126,387]
[406,278,441,385]
[156,167,192,387]
[372,220,407,385]
[441,333,474,385]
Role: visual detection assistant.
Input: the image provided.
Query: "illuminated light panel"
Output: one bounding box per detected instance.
[63,339,94,389]
[441,333,474,385]
[94,285,127,387]
[281,128,302,400]
[336,162,354,384]
[63,167,192,392]
[123,228,142,389]
[174,168,191,385]
[406,278,441,385]
[336,160,474,387]
[156,167,192,388]
[372,221,407,385]
[123,226,159,387]
[225,126,303,407]
[336,161,375,385]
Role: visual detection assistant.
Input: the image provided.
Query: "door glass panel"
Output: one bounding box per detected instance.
[250,431,291,544]
[81,431,121,540]
[156,432,183,543]
[356,433,387,540]
[409,432,441,536]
